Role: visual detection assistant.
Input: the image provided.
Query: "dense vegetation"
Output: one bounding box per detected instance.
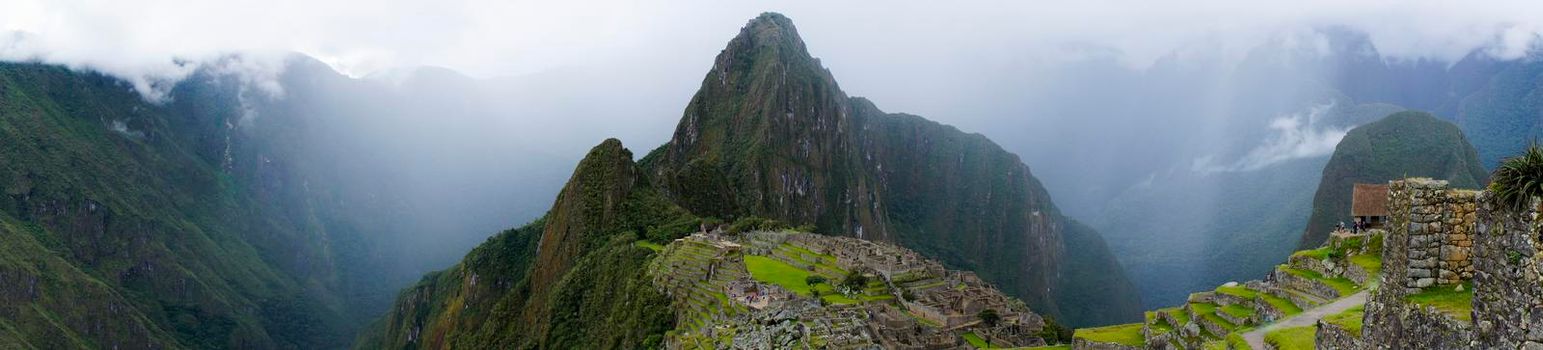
[641,12,1139,326]
[359,139,696,349]
[1490,144,1543,211]
[1300,111,1488,248]
[0,63,370,348]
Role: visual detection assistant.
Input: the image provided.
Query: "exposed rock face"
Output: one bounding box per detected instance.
[643,12,1139,326]
[1471,191,1543,349]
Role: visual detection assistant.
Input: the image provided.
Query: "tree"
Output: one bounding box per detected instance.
[840,271,868,291]
[1037,316,1073,344]
[978,309,1001,327]
[805,275,827,286]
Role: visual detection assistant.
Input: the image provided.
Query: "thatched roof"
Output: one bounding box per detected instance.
[1352,183,1390,217]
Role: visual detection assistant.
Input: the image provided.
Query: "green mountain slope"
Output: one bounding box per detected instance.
[356,139,696,349]
[1298,111,1488,248]
[640,12,1139,326]
[0,63,356,348]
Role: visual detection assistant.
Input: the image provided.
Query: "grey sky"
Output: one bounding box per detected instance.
[4,1,1541,98]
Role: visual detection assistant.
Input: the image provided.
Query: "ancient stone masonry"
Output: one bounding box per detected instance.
[1471,191,1543,349]
[1360,178,1474,349]
[1385,178,1476,292]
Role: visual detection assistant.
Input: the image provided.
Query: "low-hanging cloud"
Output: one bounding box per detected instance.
[1192,103,1348,174]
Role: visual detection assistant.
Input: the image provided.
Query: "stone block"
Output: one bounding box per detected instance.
[1415,278,1435,288]
[1410,268,1433,278]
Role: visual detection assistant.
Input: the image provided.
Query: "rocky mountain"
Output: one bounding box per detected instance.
[359,139,1068,349]
[639,12,1139,326]
[0,62,360,348]
[1298,111,1489,248]
[357,139,695,349]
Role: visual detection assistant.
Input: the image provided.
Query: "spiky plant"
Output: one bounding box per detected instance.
[1490,143,1543,212]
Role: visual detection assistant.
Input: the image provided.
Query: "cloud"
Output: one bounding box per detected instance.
[1192,103,1348,174]
[4,1,1543,102]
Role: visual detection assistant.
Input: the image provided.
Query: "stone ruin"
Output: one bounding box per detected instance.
[1344,177,1543,349]
[1383,178,1477,292]
[1470,189,1543,349]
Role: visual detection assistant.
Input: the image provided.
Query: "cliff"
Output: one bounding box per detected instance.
[640,12,1140,326]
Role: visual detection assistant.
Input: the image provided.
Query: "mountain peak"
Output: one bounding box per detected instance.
[724,12,812,65]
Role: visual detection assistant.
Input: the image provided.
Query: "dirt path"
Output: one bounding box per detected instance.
[1241,290,1368,349]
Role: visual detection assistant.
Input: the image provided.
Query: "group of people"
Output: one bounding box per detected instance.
[1335,218,1369,234]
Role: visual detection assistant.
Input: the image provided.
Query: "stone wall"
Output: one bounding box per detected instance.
[1070,338,1141,350]
[1360,178,1476,349]
[1471,191,1543,349]
[1385,178,1476,293]
[1362,297,1473,349]
[1315,320,1365,350]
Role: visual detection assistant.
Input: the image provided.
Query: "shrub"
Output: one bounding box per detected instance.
[978,309,1001,327]
[1491,143,1543,212]
[840,270,868,290]
[805,275,826,286]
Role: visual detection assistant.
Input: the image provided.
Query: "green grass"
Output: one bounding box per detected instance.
[1282,266,1361,295]
[1349,254,1382,275]
[1404,283,1473,322]
[745,255,820,296]
[1149,317,1174,334]
[1160,307,1190,325]
[1190,302,1217,317]
[1073,323,1145,346]
[1259,293,1303,316]
[744,255,889,305]
[963,332,989,348]
[1324,305,1365,336]
[634,240,665,252]
[1220,304,1254,319]
[1227,332,1252,350]
[1292,246,1335,260]
[1264,326,1315,350]
[1201,313,1237,332]
[1216,285,1258,299]
[1019,345,1071,350]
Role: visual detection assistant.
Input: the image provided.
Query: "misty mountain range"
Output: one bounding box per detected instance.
[4,6,1543,349]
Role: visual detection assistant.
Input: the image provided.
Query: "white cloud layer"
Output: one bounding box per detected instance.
[1192,103,1349,174]
[3,0,1543,100]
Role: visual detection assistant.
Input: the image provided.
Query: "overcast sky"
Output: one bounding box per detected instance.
[4,1,1543,100]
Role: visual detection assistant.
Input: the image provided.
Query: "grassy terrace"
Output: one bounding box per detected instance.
[1281,266,1361,295]
[963,332,989,348]
[1216,285,1259,300]
[1226,332,1252,350]
[744,255,890,305]
[1265,326,1315,350]
[1074,323,1145,346]
[1324,305,1365,335]
[1259,293,1303,316]
[1220,304,1254,319]
[1405,283,1474,322]
[1021,345,1071,350]
[1350,254,1382,275]
[634,240,665,252]
[1292,246,1336,260]
[1159,306,1190,325]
